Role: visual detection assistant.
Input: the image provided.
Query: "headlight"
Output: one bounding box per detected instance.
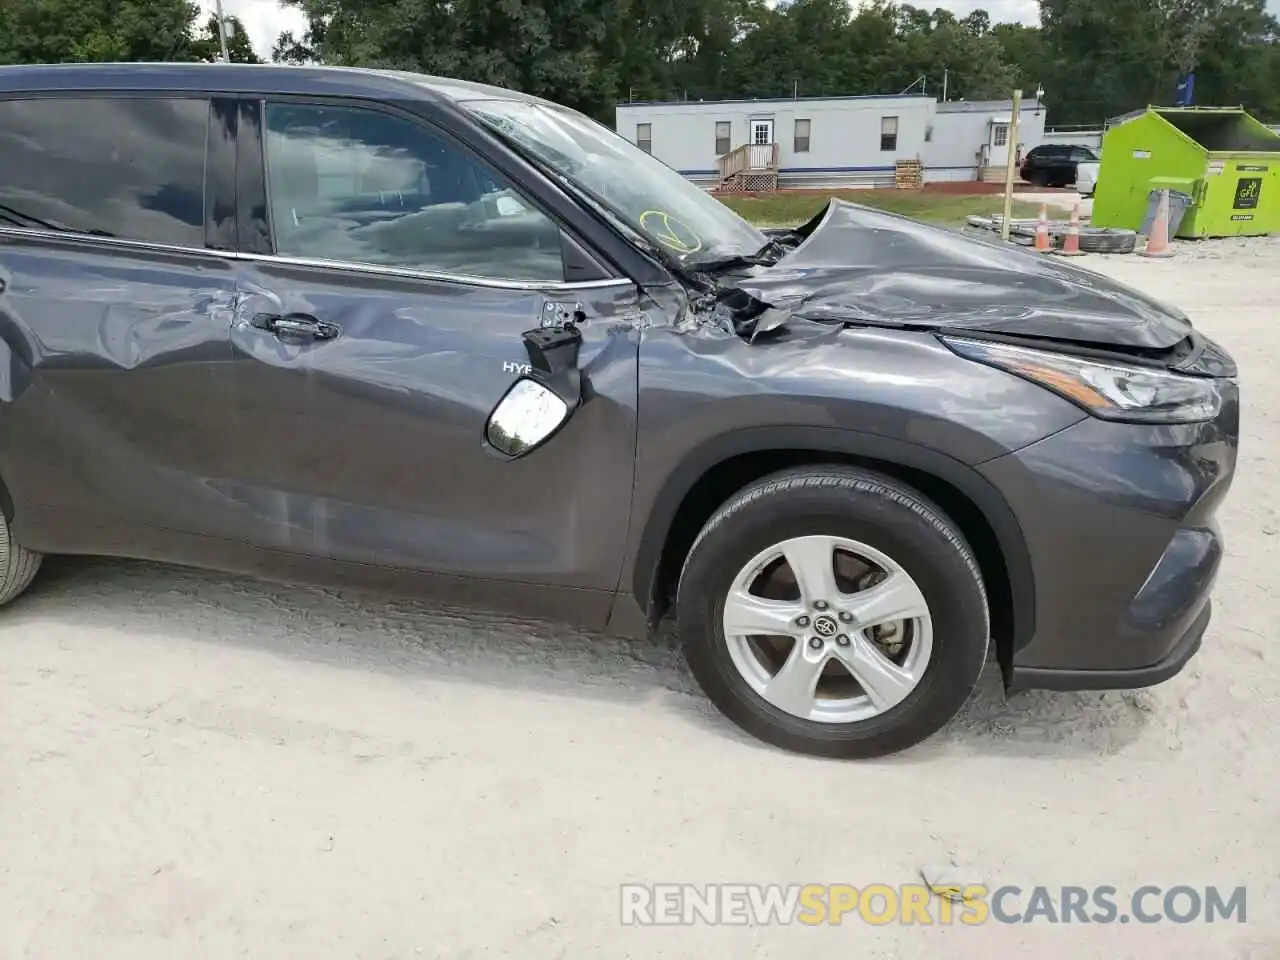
[940,336,1225,424]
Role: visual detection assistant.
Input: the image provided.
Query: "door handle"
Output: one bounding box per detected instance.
[250,312,340,342]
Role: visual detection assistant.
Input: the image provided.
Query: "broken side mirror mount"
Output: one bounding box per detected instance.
[485,323,583,458]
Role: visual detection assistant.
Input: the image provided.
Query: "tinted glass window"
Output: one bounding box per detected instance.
[880,116,898,151]
[264,102,565,282]
[0,97,209,247]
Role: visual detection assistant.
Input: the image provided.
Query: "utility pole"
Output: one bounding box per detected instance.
[214,0,230,62]
[1000,88,1022,243]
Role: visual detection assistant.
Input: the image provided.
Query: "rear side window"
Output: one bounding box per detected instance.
[0,97,209,248]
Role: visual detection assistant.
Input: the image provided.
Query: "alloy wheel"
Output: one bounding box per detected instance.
[721,534,933,724]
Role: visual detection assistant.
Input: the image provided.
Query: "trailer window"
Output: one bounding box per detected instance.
[880,116,898,152]
[714,121,731,156]
[794,119,811,153]
[636,123,652,154]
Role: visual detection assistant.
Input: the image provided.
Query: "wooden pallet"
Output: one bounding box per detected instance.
[894,159,924,189]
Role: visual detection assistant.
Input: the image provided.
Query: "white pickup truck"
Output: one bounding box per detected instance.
[1077,159,1100,198]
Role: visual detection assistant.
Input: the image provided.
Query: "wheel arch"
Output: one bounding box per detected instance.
[630,426,1034,676]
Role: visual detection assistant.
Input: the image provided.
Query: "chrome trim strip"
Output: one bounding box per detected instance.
[229,250,634,291]
[0,226,635,293]
[0,225,220,258]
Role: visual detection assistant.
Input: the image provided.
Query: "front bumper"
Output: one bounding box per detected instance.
[1012,598,1212,691]
[978,388,1238,690]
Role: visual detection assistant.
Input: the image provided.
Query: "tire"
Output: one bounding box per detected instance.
[1008,223,1135,255]
[0,508,41,605]
[676,466,990,759]
[1078,227,1136,254]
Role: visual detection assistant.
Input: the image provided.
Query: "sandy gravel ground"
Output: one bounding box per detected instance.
[1014,189,1093,217]
[2,238,1278,960]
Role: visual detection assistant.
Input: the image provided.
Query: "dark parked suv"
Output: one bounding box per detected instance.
[1019,143,1099,187]
[0,63,1239,758]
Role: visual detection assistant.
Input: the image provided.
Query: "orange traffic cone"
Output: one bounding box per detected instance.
[1141,189,1175,258]
[1034,204,1052,253]
[1056,202,1085,256]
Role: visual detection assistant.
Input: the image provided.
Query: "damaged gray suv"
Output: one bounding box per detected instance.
[0,64,1239,758]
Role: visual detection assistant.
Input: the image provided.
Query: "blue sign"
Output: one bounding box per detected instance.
[1174,73,1195,106]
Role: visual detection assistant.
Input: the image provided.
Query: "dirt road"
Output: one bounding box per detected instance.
[2,239,1277,959]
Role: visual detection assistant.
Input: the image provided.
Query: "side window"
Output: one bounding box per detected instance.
[880,116,898,152]
[263,102,565,283]
[0,96,209,247]
[793,118,811,153]
[714,121,731,156]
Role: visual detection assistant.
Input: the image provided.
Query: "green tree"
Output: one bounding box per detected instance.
[275,0,640,119]
[1038,0,1279,124]
[961,10,992,35]
[259,0,1280,127]
[990,22,1048,94]
[191,13,261,63]
[886,4,1016,99]
[1184,0,1280,117]
[0,0,201,64]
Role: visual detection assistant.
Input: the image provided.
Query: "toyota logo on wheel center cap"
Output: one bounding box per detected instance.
[813,615,838,638]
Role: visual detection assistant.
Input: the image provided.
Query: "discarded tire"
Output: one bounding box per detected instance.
[1010,222,1137,254]
[1077,228,1137,254]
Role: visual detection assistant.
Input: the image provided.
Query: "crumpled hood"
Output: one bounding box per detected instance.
[738,199,1194,350]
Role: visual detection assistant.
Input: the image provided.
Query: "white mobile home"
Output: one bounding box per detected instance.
[928,99,1047,182]
[615,94,1048,191]
[615,94,933,190]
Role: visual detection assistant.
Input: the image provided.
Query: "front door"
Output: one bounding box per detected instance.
[222,98,641,622]
[750,118,775,146]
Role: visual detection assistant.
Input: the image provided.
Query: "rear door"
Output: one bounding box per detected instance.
[223,97,641,624]
[1022,145,1049,180]
[0,93,241,556]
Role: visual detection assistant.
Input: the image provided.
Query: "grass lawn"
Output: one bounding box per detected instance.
[720,190,1046,227]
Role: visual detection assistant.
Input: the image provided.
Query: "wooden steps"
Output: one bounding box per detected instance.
[716,143,781,193]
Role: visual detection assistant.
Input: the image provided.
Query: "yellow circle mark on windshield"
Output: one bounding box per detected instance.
[639,210,703,255]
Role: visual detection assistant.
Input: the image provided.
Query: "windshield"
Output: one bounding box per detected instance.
[463,98,768,264]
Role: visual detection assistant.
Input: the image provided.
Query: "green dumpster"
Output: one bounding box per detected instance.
[1091,106,1280,238]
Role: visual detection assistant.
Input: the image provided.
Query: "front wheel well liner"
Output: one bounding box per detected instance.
[635,434,1033,679]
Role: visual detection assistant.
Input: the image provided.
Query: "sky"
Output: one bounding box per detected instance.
[198,0,1279,61]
